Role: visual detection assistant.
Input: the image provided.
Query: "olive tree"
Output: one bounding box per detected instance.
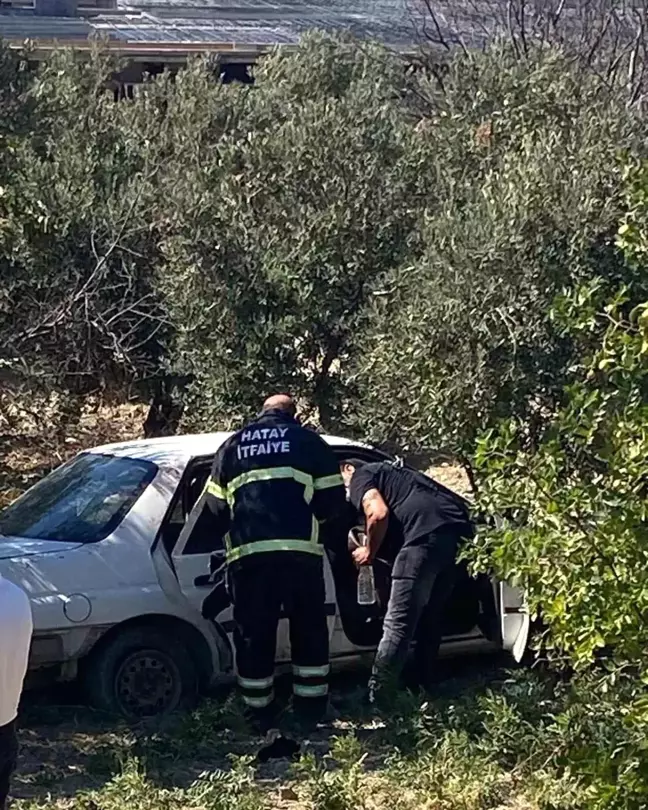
[350,44,642,473]
[0,47,172,432]
[152,36,426,430]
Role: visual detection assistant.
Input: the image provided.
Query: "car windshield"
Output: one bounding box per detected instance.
[0,453,157,543]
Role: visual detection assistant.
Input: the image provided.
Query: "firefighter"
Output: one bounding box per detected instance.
[340,459,474,705]
[203,394,345,751]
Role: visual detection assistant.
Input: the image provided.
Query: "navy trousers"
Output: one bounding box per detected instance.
[228,554,330,732]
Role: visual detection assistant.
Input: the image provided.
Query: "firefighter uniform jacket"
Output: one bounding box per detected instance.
[204,409,346,567]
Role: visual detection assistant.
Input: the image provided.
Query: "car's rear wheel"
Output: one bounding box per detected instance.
[82,626,198,720]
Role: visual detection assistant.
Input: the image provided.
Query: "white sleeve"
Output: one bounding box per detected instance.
[0,579,33,727]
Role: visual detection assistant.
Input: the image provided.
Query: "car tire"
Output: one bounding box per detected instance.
[81,626,198,720]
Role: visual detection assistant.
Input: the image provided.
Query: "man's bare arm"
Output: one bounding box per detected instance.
[353,488,389,565]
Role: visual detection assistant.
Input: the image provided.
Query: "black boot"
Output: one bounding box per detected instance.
[256,730,301,763]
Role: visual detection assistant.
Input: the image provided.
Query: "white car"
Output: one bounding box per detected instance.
[0,433,529,718]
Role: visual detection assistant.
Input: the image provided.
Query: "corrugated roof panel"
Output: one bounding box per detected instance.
[93,17,304,43]
[111,0,417,42]
[0,11,94,38]
[3,1,642,50]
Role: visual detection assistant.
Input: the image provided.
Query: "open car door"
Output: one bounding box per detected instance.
[150,460,234,675]
[168,458,338,663]
[164,459,220,614]
[498,581,530,662]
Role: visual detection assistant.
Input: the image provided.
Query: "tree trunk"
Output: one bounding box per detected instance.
[143,374,192,438]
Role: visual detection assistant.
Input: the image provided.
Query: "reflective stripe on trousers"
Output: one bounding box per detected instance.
[292,663,330,699]
[237,675,275,709]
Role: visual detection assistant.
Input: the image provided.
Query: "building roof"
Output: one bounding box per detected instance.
[0,1,426,57]
[1,1,641,59]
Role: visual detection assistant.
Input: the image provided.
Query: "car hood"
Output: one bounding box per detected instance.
[0,536,83,560]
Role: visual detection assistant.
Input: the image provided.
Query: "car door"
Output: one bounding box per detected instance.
[163,456,225,615]
[497,580,530,662]
[167,456,339,664]
[326,446,395,657]
[331,451,531,662]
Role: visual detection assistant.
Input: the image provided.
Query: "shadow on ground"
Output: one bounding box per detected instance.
[15,653,513,801]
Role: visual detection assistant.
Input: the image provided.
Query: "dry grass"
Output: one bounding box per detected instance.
[426,462,472,498]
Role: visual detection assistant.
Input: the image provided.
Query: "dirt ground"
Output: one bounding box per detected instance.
[426,462,471,497]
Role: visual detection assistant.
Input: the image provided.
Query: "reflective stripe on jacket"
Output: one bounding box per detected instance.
[204,411,346,565]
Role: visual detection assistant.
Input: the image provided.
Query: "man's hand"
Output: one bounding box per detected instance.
[358,488,389,564]
[352,546,373,567]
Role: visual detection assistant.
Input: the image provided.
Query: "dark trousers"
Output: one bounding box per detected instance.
[0,720,17,810]
[228,554,329,733]
[370,528,461,702]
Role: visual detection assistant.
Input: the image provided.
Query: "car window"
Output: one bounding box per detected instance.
[166,467,210,531]
[185,469,210,515]
[181,466,218,556]
[161,463,216,556]
[0,453,157,544]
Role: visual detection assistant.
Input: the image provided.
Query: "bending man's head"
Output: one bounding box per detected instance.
[261,393,297,418]
[340,458,366,489]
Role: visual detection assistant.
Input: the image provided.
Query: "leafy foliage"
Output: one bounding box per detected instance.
[472,280,648,668]
[293,735,369,810]
[0,36,644,443]
[467,158,648,808]
[0,48,168,400]
[151,37,424,429]
[16,669,644,810]
[2,27,648,810]
[352,44,641,457]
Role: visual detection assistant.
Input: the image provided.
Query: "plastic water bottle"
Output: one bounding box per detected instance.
[348,528,377,605]
[357,562,377,606]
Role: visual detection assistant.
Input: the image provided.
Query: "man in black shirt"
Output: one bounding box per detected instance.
[340,459,473,702]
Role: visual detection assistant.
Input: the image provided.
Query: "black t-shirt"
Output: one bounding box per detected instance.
[348,462,473,564]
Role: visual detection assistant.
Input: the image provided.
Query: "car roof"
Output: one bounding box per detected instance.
[89,432,382,468]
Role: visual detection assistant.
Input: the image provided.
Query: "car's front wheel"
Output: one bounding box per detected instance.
[82,626,198,719]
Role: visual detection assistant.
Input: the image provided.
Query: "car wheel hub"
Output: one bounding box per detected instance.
[115,650,181,718]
